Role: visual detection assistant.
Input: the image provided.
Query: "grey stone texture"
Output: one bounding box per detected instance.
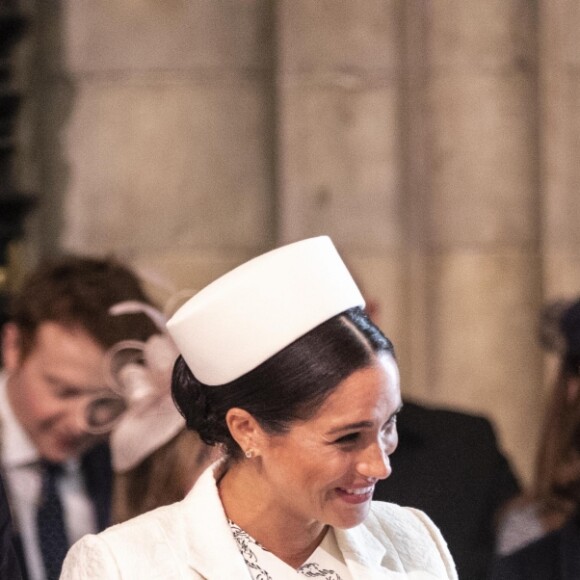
[65,0,273,73]
[17,0,580,484]
[62,78,273,253]
[539,0,580,299]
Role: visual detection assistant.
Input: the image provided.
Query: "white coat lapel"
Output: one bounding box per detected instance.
[336,521,441,579]
[335,517,398,578]
[335,515,447,579]
[182,462,254,580]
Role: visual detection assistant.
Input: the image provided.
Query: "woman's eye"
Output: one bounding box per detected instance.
[381,417,398,435]
[334,432,360,445]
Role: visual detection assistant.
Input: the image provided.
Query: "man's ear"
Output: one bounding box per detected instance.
[225,407,264,456]
[2,323,23,371]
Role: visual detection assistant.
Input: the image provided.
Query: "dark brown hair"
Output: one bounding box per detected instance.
[172,306,395,460]
[533,298,580,517]
[9,255,159,358]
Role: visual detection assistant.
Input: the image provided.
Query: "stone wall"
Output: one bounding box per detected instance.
[16,0,580,484]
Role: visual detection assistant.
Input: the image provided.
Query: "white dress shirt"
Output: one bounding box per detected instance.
[230,520,353,579]
[0,372,97,580]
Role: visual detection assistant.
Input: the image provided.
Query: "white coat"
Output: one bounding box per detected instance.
[61,463,457,579]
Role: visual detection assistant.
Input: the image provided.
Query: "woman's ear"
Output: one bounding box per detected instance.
[1,323,23,371]
[225,407,264,457]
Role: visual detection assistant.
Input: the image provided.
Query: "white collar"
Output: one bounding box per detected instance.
[183,459,254,579]
[0,371,39,468]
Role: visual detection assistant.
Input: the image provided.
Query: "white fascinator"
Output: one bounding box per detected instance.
[167,236,365,385]
[85,301,185,472]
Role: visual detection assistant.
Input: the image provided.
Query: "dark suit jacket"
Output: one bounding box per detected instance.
[13,443,113,580]
[489,513,580,580]
[0,472,22,580]
[373,400,520,580]
[80,443,114,532]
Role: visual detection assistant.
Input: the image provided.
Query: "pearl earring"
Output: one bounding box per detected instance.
[245,449,254,459]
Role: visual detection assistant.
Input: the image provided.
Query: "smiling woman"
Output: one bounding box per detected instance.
[60,237,458,580]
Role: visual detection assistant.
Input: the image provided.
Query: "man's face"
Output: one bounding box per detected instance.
[3,322,110,462]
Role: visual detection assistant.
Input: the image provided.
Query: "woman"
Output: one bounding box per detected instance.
[492,297,580,578]
[496,298,580,556]
[61,236,457,579]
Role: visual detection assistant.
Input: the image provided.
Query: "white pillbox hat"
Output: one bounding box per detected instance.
[166,236,364,385]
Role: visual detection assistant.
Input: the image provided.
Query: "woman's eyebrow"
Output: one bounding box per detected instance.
[326,421,374,436]
[325,402,404,436]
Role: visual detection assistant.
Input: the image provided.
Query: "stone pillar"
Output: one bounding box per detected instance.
[538,0,580,299]
[414,0,543,480]
[35,1,278,299]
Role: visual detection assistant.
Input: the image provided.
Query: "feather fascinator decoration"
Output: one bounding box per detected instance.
[85,301,185,472]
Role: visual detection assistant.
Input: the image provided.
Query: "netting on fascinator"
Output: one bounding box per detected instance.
[85,300,185,472]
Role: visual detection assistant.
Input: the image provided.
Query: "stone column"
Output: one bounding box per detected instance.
[416,0,543,480]
[36,1,278,299]
[538,0,580,299]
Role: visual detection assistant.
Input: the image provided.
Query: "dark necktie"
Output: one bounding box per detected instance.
[36,461,69,580]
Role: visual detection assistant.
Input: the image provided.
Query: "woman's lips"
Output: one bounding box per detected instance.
[335,485,374,504]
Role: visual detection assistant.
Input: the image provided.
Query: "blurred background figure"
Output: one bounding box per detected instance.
[85,300,218,524]
[492,512,580,580]
[490,297,580,579]
[0,256,159,580]
[366,297,520,580]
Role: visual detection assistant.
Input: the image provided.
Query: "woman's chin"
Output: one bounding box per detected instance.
[328,502,371,530]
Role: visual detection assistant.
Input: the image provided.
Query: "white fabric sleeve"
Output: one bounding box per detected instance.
[60,534,122,580]
[407,507,459,580]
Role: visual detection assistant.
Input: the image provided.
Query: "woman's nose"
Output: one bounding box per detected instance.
[357,442,392,480]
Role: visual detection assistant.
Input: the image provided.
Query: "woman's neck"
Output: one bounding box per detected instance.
[218,461,327,569]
